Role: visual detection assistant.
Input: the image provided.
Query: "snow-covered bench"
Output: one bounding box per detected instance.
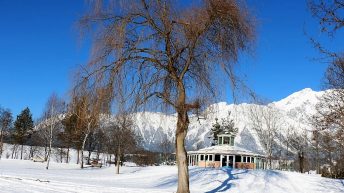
[31,156,45,163]
[91,159,103,168]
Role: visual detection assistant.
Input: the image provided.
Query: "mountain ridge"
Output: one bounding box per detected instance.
[103,88,324,153]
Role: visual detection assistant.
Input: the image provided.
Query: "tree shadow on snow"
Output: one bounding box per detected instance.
[205,168,248,193]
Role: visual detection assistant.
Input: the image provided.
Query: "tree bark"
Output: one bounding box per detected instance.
[175,111,190,193]
[66,147,70,163]
[60,148,63,163]
[20,144,23,160]
[11,144,16,159]
[46,122,53,170]
[80,123,91,169]
[299,151,304,173]
[88,150,92,165]
[116,146,121,174]
[77,149,80,164]
[0,128,3,160]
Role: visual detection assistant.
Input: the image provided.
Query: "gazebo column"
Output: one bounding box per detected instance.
[220,155,223,167]
[233,155,236,169]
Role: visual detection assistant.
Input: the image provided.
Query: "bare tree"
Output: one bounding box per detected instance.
[0,108,13,159]
[38,93,66,169]
[308,0,344,178]
[288,130,309,173]
[105,113,138,174]
[79,1,254,191]
[159,136,174,164]
[248,104,282,168]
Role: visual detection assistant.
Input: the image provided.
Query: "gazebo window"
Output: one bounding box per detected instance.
[200,155,204,161]
[235,155,241,162]
[218,137,223,145]
[215,155,220,161]
[247,157,251,163]
[209,155,213,161]
[243,157,246,162]
[223,137,230,144]
[230,136,235,146]
[205,155,208,161]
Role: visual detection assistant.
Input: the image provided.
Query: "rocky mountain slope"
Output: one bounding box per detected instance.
[103,88,324,153]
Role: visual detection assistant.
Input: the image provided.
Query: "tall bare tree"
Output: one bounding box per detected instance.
[248,105,282,168]
[80,0,254,192]
[39,93,66,169]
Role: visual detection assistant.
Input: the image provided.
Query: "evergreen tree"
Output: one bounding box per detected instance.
[14,107,34,160]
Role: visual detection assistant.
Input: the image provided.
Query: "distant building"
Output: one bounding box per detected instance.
[187,116,267,169]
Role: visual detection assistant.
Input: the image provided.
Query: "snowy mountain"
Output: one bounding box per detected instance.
[103,88,324,153]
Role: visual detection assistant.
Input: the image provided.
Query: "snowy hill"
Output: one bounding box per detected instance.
[272,88,324,122]
[0,159,343,193]
[102,88,324,153]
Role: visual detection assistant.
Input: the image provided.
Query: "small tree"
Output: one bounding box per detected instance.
[38,93,66,169]
[106,113,138,174]
[14,107,34,160]
[289,131,309,173]
[159,136,174,164]
[0,108,13,159]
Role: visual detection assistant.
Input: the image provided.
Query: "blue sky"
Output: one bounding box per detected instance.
[0,0,341,118]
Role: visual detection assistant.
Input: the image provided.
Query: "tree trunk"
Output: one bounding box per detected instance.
[46,122,54,170]
[175,110,190,193]
[80,123,91,169]
[116,146,121,174]
[316,141,320,174]
[66,147,70,163]
[11,144,16,159]
[44,145,48,161]
[81,149,84,169]
[88,150,92,165]
[286,142,289,170]
[30,146,34,159]
[60,148,63,163]
[20,144,23,160]
[77,149,80,164]
[299,151,304,173]
[0,128,3,160]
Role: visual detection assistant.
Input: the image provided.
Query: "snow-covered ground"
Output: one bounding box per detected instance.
[0,159,343,193]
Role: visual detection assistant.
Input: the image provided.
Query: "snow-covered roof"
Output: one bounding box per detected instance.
[188,145,266,157]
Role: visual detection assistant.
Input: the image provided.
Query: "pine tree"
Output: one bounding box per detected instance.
[14,107,34,160]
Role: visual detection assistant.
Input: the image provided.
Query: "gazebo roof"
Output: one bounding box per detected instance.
[188,145,266,157]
